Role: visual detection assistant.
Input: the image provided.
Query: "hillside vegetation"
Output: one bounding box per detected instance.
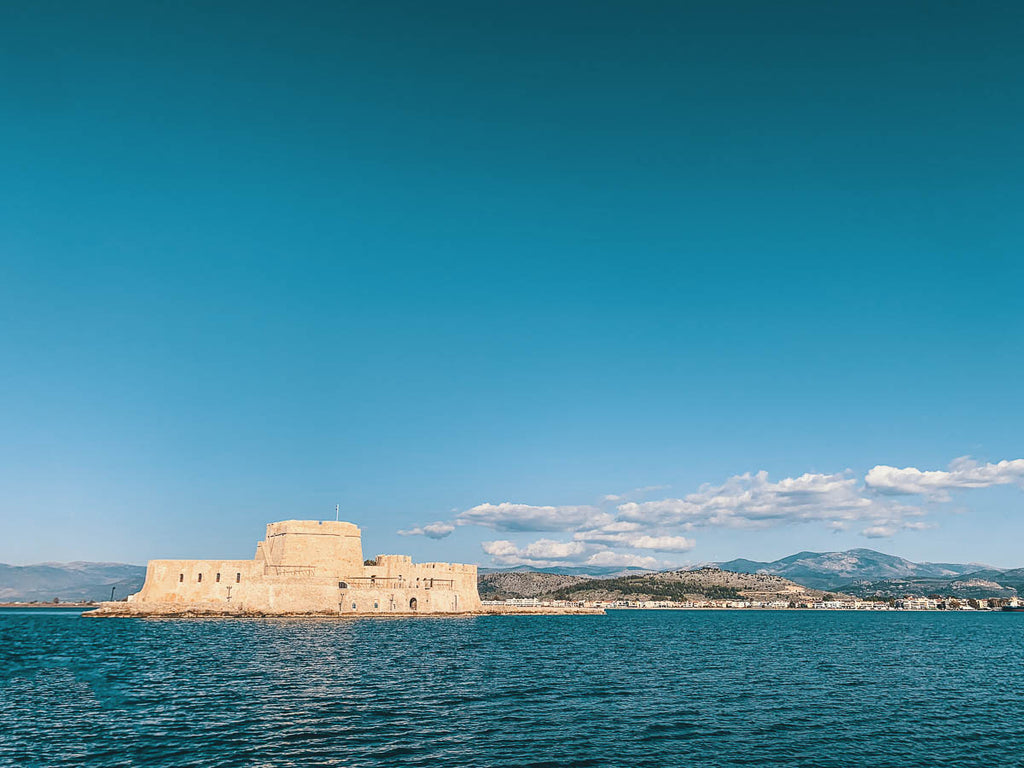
[477,571,591,599]
[838,568,1024,599]
[480,566,827,602]
[546,574,741,602]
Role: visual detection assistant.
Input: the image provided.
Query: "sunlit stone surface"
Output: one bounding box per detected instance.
[87,520,482,616]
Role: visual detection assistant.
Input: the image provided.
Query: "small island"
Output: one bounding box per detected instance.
[85,519,602,618]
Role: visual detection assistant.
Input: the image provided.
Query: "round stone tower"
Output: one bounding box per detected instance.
[258,520,364,573]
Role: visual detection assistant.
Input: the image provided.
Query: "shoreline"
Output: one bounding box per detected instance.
[80,602,605,618]
[0,603,98,609]
[0,603,1011,615]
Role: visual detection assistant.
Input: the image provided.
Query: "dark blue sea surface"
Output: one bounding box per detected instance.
[2,608,1022,767]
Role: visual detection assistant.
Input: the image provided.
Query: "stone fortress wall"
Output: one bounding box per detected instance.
[115,520,482,616]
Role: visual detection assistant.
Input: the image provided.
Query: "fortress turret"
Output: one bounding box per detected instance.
[257,520,364,573]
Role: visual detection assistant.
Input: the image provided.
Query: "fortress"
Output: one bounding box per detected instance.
[89,520,483,616]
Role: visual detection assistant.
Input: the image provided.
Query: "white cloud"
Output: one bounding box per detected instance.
[595,521,642,533]
[574,530,695,552]
[479,540,519,560]
[601,485,670,504]
[860,520,933,539]
[583,550,661,569]
[481,538,589,567]
[617,470,910,532]
[397,522,455,539]
[467,469,927,565]
[480,539,661,569]
[865,457,1024,497]
[628,535,696,552]
[417,456,1024,566]
[457,502,610,532]
[902,521,934,531]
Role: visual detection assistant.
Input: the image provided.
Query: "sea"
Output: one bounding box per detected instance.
[1,607,1022,767]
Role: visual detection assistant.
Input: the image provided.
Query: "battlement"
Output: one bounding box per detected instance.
[373,554,413,565]
[265,520,361,538]
[420,562,478,573]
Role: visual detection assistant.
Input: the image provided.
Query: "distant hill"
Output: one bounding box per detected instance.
[11,551,1019,603]
[482,567,831,603]
[716,549,989,591]
[960,567,1024,593]
[477,548,1021,601]
[0,562,146,602]
[478,564,652,578]
[478,571,592,600]
[837,566,1024,599]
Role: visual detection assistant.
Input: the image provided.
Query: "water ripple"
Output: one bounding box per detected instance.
[1,609,1023,767]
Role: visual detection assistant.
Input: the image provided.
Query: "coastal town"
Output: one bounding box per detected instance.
[4,595,1021,612]
[477,565,1024,612]
[484,595,1024,611]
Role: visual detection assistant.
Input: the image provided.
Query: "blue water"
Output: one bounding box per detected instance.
[2,609,1022,767]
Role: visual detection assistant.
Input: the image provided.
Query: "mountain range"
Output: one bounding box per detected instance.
[477,564,650,577]
[707,549,1024,599]
[3,549,1021,602]
[482,549,1022,599]
[0,562,146,603]
[714,549,993,591]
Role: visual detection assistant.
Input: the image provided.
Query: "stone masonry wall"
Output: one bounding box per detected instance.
[121,520,481,615]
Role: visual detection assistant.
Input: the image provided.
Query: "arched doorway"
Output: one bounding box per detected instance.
[409,597,418,611]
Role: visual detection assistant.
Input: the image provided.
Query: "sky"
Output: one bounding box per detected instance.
[1,1,1022,569]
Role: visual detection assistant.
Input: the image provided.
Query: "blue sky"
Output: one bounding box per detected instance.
[2,1,1022,568]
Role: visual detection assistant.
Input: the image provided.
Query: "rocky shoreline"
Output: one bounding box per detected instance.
[82,601,605,618]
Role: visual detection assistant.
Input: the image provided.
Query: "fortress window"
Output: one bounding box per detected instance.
[216,573,221,583]
[197,573,203,582]
[179,573,184,582]
[351,602,356,610]
[374,601,378,609]
[370,575,376,585]
[236,573,241,583]
[338,581,349,589]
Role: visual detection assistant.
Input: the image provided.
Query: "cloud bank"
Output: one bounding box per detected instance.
[482,539,661,569]
[456,502,609,532]
[398,456,1023,567]
[865,457,1024,497]
[396,522,455,539]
